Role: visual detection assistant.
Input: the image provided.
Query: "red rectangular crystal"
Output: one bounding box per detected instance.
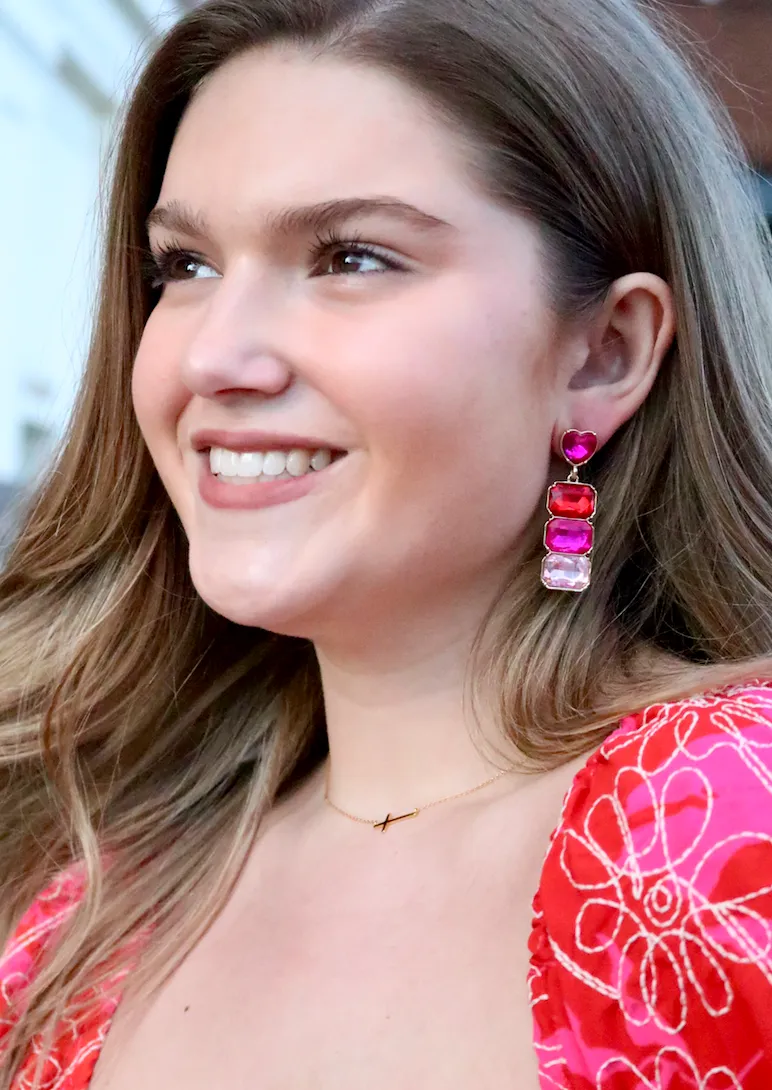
[548,483,596,519]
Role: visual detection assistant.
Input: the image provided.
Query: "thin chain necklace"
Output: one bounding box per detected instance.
[323,764,513,832]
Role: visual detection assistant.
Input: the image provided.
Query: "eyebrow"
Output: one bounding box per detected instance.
[145,197,454,241]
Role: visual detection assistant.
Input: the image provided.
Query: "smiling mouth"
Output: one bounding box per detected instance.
[207,445,348,484]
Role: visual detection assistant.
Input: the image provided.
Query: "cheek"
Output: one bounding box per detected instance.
[131,313,194,520]
[322,281,553,483]
[314,294,554,563]
[131,311,190,452]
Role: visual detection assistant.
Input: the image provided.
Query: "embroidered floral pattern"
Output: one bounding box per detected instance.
[530,683,772,1089]
[0,869,126,1090]
[3,684,772,1088]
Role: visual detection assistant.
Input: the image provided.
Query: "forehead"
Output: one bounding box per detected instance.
[160,46,482,217]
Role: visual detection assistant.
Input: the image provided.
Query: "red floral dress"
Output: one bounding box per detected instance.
[3,683,772,1089]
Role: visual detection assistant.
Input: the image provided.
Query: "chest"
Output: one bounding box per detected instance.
[91,838,544,1090]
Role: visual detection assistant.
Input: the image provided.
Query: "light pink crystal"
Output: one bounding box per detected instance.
[541,553,592,591]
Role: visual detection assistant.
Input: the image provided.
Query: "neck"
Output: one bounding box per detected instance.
[315,621,514,821]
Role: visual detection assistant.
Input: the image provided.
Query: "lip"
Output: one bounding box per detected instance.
[190,428,346,454]
[198,462,326,510]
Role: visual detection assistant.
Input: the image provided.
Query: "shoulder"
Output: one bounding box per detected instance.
[531,681,772,1086]
[544,680,772,908]
[570,679,772,831]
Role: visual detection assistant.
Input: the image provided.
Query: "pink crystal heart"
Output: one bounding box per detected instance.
[560,430,597,466]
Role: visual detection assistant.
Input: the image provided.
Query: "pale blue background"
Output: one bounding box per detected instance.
[0,0,184,511]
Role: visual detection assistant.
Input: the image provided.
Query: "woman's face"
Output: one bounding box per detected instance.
[133,47,573,642]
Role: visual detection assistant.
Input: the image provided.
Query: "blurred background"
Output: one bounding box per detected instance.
[0,0,199,547]
[0,0,770,548]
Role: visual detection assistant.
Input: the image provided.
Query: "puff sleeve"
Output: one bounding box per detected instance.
[529,683,772,1090]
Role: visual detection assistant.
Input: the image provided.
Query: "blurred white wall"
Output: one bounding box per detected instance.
[0,0,182,491]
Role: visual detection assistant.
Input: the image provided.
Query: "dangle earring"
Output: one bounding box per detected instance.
[540,430,598,592]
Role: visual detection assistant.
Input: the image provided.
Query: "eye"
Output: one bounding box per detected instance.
[146,246,220,288]
[308,231,406,278]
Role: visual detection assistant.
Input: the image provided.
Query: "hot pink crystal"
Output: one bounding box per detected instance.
[541,553,592,591]
[544,517,594,554]
[561,430,597,466]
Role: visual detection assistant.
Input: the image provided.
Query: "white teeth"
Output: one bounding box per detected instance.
[208,445,340,481]
[311,449,332,471]
[262,451,287,477]
[286,449,312,477]
[237,451,264,477]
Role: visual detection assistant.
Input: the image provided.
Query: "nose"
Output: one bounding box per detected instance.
[180,268,294,399]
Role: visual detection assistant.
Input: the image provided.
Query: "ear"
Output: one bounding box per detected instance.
[555,273,675,449]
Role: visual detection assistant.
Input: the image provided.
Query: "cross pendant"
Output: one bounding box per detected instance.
[373,808,420,832]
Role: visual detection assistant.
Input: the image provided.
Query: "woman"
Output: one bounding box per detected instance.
[2,0,772,1086]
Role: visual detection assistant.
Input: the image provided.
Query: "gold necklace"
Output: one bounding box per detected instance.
[323,765,513,832]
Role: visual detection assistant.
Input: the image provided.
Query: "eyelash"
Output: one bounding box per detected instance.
[307,228,404,274]
[143,231,405,289]
[143,242,205,289]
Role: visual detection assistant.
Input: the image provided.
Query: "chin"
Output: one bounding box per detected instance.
[186,553,329,637]
[190,576,303,633]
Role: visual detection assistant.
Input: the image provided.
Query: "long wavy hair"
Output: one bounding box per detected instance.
[3,0,772,1083]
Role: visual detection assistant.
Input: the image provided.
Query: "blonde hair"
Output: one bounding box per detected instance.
[2,0,772,1082]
